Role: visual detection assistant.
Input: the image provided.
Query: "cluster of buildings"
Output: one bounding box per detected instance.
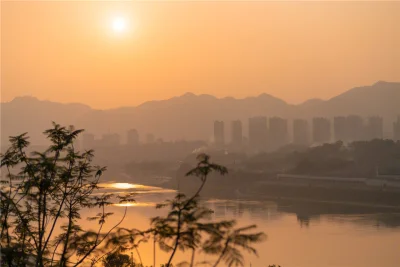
[214,116,400,152]
[81,129,157,150]
[79,116,400,152]
[82,132,121,150]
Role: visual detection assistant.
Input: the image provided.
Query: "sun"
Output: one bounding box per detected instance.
[112,17,127,33]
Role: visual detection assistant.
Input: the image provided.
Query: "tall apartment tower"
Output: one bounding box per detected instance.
[312,117,331,144]
[231,120,243,147]
[127,129,139,146]
[268,117,288,151]
[366,116,383,140]
[333,116,347,142]
[101,133,121,147]
[248,116,268,151]
[347,115,364,141]
[293,119,309,146]
[393,117,400,141]
[334,115,364,142]
[146,133,155,144]
[214,120,225,147]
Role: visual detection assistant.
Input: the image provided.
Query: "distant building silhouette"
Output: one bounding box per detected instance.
[248,116,268,151]
[127,129,139,146]
[312,117,331,144]
[213,120,225,147]
[100,133,120,147]
[366,116,383,140]
[347,115,364,141]
[268,117,288,150]
[293,119,309,146]
[231,120,243,147]
[146,133,155,144]
[334,115,364,142]
[82,133,95,150]
[393,117,400,141]
[333,116,347,142]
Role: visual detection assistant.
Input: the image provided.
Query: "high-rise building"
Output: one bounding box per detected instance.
[334,115,364,142]
[347,115,364,141]
[82,133,95,150]
[146,133,155,144]
[393,117,400,141]
[268,117,288,150]
[248,116,268,151]
[214,120,225,147]
[366,116,383,140]
[231,120,243,147]
[333,116,347,142]
[293,119,309,146]
[100,133,120,147]
[127,129,139,146]
[312,117,331,144]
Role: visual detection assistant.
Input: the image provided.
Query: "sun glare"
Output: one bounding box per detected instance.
[112,17,126,33]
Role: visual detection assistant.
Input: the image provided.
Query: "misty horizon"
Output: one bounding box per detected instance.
[2,80,399,109]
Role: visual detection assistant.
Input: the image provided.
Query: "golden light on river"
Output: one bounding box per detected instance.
[113,182,135,189]
[99,182,138,189]
[114,202,155,207]
[98,182,176,195]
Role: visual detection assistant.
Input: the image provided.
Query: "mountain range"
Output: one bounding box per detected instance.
[1,81,399,145]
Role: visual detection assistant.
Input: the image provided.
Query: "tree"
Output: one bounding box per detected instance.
[185,154,228,200]
[102,252,131,267]
[1,125,267,267]
[203,223,266,267]
[149,154,265,267]
[103,228,148,267]
[150,154,227,266]
[151,194,214,267]
[0,123,133,267]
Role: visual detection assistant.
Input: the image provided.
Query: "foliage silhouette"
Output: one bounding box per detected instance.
[0,123,133,267]
[1,125,267,267]
[102,251,131,267]
[203,223,266,267]
[148,154,264,267]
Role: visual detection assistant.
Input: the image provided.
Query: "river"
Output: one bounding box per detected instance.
[85,182,400,267]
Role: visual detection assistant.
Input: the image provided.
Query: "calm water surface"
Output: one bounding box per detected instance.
[87,182,400,267]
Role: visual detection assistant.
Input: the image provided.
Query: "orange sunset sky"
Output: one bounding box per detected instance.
[2,1,399,109]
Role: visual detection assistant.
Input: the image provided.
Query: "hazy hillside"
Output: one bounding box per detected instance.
[76,92,292,142]
[1,96,91,145]
[298,81,400,119]
[1,81,399,145]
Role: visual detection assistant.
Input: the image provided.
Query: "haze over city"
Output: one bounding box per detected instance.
[1,1,400,267]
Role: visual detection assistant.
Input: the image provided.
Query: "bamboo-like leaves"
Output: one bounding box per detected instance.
[0,123,131,267]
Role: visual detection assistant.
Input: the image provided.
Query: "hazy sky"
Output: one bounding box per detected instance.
[2,1,399,109]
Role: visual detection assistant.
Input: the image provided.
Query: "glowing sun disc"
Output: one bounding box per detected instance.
[112,17,126,33]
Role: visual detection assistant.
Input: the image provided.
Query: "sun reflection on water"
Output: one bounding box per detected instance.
[99,182,164,190]
[114,202,156,207]
[101,182,137,189]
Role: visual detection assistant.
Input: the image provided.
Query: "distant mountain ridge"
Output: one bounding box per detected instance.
[1,81,399,145]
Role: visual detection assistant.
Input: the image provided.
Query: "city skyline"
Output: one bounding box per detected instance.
[78,115,398,153]
[2,81,399,146]
[211,115,396,152]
